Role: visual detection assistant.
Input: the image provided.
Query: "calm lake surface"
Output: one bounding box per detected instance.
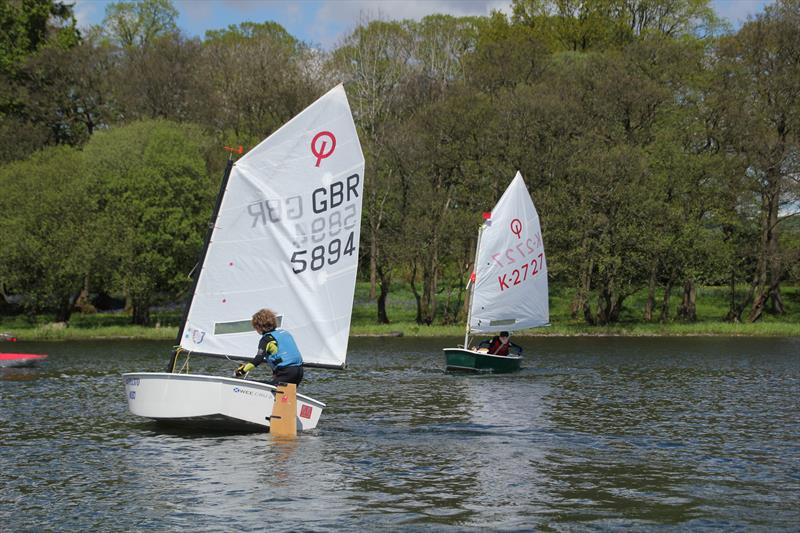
[1,336,798,531]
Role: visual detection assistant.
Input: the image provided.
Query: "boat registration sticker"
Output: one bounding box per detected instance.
[300,405,313,419]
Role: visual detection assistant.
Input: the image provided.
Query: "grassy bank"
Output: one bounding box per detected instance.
[1,284,798,341]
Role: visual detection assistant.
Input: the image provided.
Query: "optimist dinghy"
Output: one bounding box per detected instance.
[443,172,549,373]
[123,84,364,431]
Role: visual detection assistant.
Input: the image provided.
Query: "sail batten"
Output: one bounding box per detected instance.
[468,172,549,334]
[179,85,364,368]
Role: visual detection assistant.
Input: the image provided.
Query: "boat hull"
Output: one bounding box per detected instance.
[443,348,522,373]
[0,353,47,368]
[123,372,325,432]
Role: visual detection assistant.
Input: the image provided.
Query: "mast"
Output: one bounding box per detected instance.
[463,223,485,349]
[167,149,239,372]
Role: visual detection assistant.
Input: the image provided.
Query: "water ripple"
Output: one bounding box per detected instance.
[1,337,798,530]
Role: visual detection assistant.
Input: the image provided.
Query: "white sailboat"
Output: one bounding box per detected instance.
[444,172,549,373]
[124,85,364,431]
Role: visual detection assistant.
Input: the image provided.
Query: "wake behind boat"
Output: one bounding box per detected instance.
[444,172,549,373]
[124,84,365,431]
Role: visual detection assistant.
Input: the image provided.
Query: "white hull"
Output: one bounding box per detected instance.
[123,372,325,432]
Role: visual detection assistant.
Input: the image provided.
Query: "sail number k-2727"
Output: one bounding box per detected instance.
[489,235,545,292]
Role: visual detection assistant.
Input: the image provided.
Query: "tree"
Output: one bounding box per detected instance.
[198,21,319,142]
[0,0,80,162]
[0,145,94,321]
[393,87,497,324]
[83,120,213,325]
[510,0,721,51]
[330,19,414,307]
[100,0,178,49]
[713,0,800,321]
[0,0,78,74]
[112,32,203,122]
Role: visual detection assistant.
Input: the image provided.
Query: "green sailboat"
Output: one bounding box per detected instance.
[444,172,549,373]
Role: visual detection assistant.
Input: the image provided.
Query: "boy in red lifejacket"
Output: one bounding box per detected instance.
[478,331,522,356]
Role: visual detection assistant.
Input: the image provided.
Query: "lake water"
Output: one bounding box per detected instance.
[1,336,798,531]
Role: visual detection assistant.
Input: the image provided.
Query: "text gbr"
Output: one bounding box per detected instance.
[247,173,360,225]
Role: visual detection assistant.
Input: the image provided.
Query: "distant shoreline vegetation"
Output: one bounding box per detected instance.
[1,322,797,342]
[2,284,797,341]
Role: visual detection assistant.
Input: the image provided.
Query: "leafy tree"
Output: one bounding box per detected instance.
[113,32,203,122]
[330,19,414,307]
[198,21,318,142]
[392,87,497,324]
[100,0,178,49]
[511,0,721,51]
[466,12,550,94]
[0,0,80,162]
[0,145,94,321]
[0,0,78,74]
[83,120,214,324]
[713,0,800,321]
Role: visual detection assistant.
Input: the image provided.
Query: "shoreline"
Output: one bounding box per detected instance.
[2,323,798,342]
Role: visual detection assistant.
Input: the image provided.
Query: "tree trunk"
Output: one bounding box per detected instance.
[766,189,784,315]
[418,190,450,325]
[369,235,377,301]
[420,260,437,325]
[54,296,73,323]
[572,257,593,320]
[677,279,697,322]
[74,274,96,314]
[376,263,391,324]
[132,301,150,326]
[769,285,785,315]
[644,262,657,322]
[749,177,782,322]
[596,280,614,325]
[409,262,423,324]
[583,300,595,326]
[725,269,742,322]
[605,294,624,323]
[660,279,672,322]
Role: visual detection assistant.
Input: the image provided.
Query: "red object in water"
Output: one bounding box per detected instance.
[0,353,48,367]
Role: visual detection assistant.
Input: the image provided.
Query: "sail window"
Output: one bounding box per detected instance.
[214,315,283,335]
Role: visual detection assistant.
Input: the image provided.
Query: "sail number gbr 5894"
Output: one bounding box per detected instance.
[248,173,360,275]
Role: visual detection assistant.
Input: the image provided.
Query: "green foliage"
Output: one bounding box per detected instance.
[82,119,213,324]
[0,145,92,319]
[0,0,797,331]
[0,0,81,162]
[0,0,78,75]
[101,0,178,48]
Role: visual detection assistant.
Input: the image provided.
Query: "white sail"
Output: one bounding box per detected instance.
[469,172,548,333]
[180,84,364,368]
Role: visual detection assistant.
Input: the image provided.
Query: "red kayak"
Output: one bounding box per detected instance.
[0,353,48,367]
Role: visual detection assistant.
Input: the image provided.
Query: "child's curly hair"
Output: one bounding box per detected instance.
[251,308,277,333]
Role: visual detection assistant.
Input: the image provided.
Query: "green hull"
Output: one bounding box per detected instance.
[443,348,522,373]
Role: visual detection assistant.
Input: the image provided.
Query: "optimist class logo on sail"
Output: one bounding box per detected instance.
[311,131,336,167]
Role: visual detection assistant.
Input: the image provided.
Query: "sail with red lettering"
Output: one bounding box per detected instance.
[467,172,548,333]
[179,85,364,368]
